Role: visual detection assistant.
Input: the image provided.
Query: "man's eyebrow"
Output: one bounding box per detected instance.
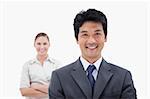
[80,30,88,33]
[95,29,102,32]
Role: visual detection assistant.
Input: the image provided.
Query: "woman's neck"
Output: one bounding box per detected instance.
[37,54,48,65]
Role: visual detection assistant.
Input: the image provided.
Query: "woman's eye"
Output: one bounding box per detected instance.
[37,43,41,45]
[43,43,47,45]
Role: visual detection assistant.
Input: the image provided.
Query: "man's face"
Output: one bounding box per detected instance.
[77,21,106,62]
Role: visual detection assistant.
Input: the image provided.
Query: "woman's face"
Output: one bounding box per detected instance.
[34,36,50,57]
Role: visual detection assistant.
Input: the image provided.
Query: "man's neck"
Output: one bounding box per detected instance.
[82,55,101,64]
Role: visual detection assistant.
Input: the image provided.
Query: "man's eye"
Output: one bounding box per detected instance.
[96,33,101,35]
[82,34,88,36]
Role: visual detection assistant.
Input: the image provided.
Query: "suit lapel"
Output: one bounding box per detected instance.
[93,59,113,99]
[71,59,92,98]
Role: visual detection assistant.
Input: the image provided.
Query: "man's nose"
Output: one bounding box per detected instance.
[87,36,96,43]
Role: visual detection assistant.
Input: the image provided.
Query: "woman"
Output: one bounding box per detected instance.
[20,32,60,99]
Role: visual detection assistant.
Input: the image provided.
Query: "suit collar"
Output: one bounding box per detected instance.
[71,58,113,99]
[93,59,113,99]
[80,56,103,72]
[71,58,93,98]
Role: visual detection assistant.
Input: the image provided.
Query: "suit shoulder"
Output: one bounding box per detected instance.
[105,62,133,80]
[54,62,76,73]
[108,62,129,73]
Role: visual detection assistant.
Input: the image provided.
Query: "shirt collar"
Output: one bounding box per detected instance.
[80,56,103,71]
[30,55,55,64]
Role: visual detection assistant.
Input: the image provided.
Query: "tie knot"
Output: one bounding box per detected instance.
[87,65,96,73]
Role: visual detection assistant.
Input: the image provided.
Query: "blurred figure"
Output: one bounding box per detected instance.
[20,32,60,99]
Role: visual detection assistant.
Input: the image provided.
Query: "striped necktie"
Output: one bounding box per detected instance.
[87,65,96,90]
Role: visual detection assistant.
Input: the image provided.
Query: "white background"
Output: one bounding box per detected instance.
[0,0,149,99]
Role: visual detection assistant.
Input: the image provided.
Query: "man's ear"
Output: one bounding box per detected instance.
[105,37,107,42]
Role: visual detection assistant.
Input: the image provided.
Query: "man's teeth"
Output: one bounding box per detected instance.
[87,46,97,49]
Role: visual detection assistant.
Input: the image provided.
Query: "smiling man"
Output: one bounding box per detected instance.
[49,9,137,99]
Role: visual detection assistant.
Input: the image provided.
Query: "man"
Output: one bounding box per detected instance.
[49,9,137,99]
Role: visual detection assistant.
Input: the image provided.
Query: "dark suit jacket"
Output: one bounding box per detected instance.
[49,58,137,99]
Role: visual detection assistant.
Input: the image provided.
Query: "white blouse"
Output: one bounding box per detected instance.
[20,57,61,99]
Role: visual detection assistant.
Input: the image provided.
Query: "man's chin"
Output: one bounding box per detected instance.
[87,55,98,58]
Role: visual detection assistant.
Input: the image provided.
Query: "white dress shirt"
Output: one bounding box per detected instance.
[80,56,102,80]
